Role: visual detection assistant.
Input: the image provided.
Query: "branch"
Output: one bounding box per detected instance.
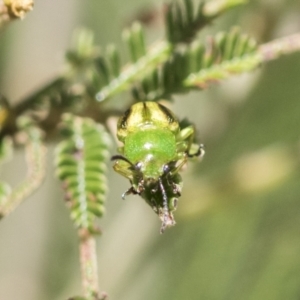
[185,31,300,88]
[95,41,171,101]
[258,33,300,62]
[78,229,101,300]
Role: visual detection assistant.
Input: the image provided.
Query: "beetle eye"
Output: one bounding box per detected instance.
[163,164,170,174]
[135,162,143,170]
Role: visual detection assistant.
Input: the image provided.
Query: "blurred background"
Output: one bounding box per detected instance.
[1,0,300,299]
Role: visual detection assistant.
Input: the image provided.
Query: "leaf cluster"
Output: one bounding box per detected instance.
[55,114,111,234]
[132,27,258,100]
[94,0,258,102]
[2,0,297,299]
[0,117,46,218]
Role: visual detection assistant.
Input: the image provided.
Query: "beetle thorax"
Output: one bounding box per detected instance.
[124,127,177,179]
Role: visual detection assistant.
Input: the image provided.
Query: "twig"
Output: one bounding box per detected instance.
[78,229,101,300]
[95,41,171,101]
[259,33,300,62]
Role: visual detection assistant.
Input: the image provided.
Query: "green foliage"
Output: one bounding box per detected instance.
[2,0,300,299]
[184,27,259,87]
[0,181,11,208]
[8,1,254,110]
[55,113,111,234]
[94,0,250,102]
[166,0,205,44]
[165,0,247,44]
[65,29,106,99]
[0,117,46,218]
[94,40,171,102]
[0,136,12,163]
[123,22,147,63]
[132,27,258,100]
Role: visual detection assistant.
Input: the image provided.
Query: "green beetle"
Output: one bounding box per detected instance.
[112,101,204,233]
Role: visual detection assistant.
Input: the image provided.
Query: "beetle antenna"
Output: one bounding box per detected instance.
[111,155,135,167]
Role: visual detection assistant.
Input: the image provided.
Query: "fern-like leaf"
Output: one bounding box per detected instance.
[184,27,259,87]
[123,22,147,63]
[165,0,247,44]
[0,117,46,218]
[95,1,247,101]
[166,0,206,44]
[95,33,171,101]
[132,27,259,100]
[55,114,111,234]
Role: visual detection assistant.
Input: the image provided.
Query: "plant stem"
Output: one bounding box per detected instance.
[95,41,171,102]
[259,33,300,62]
[78,229,100,300]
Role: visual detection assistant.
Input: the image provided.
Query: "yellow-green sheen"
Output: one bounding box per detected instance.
[117,101,179,142]
[124,127,177,178]
[112,101,202,232]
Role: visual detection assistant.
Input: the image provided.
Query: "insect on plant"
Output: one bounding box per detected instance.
[111,101,204,233]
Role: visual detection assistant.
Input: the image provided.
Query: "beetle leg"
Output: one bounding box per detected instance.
[172,182,181,196]
[177,125,195,141]
[167,158,187,177]
[165,173,182,196]
[112,160,133,178]
[177,125,195,153]
[177,126,205,158]
[137,179,145,193]
[187,143,205,158]
[121,186,138,200]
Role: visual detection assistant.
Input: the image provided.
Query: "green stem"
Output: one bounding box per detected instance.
[95,41,171,102]
[79,229,100,300]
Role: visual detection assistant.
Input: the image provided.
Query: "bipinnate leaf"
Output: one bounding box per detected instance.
[165,0,247,44]
[0,117,46,218]
[132,27,259,100]
[184,27,259,87]
[55,114,111,234]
